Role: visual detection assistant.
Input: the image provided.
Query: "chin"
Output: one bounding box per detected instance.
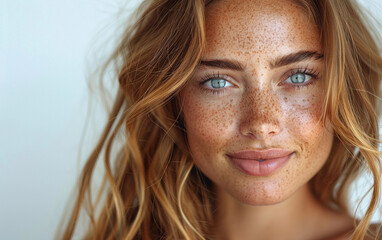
[218,179,300,207]
[238,192,289,206]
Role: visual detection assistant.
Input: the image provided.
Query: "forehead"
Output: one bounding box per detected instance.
[204,0,321,59]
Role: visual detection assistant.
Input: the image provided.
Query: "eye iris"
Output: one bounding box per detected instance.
[291,73,305,83]
[211,79,226,88]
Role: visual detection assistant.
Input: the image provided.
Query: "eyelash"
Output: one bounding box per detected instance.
[199,68,320,95]
[199,72,231,95]
[281,67,319,89]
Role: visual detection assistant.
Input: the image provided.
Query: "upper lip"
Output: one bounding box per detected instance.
[226,149,293,160]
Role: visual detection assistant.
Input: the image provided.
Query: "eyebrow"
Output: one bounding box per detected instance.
[199,50,323,71]
[199,59,245,71]
[271,50,323,69]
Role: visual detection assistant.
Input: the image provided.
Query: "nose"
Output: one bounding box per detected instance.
[239,88,282,140]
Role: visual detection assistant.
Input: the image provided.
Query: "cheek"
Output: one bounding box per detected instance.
[282,92,325,142]
[181,92,238,155]
[283,92,333,171]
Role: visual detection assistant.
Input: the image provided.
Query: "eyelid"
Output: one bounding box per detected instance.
[197,72,238,95]
[278,67,319,86]
[204,79,234,89]
[199,72,237,87]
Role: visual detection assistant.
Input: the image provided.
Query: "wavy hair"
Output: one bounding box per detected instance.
[58,0,382,239]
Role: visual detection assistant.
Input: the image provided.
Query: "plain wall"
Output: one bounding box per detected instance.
[0,0,141,239]
[1,0,381,239]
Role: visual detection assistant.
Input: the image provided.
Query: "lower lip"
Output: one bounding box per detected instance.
[228,153,293,176]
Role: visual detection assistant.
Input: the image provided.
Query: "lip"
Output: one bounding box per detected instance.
[227,149,294,176]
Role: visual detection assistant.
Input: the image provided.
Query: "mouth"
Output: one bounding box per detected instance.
[226,149,294,176]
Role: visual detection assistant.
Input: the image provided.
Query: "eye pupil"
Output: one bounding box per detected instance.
[211,79,226,88]
[291,73,305,83]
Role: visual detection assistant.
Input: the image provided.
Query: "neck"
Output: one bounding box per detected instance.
[212,183,351,240]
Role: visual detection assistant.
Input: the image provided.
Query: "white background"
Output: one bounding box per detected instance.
[1,0,381,239]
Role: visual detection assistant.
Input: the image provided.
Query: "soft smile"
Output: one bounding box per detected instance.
[226,149,294,176]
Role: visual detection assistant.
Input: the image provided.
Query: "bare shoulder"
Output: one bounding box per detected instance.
[354,222,382,240]
[331,223,382,240]
[365,223,382,240]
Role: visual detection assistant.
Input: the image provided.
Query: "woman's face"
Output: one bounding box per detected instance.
[180,0,334,205]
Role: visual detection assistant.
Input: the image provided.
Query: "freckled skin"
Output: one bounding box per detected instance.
[179,0,333,206]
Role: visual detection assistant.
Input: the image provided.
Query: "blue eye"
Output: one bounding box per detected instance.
[205,78,233,89]
[286,73,311,84]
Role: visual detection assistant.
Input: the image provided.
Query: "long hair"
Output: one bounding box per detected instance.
[58,0,382,239]
[305,1,382,239]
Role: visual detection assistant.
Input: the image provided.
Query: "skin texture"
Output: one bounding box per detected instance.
[179,0,354,239]
[181,0,331,205]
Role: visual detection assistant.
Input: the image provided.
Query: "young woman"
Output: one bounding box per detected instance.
[59,0,382,239]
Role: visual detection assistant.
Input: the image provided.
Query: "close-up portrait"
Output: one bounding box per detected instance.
[2,0,382,239]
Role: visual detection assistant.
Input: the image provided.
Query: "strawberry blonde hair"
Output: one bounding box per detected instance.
[58,0,382,239]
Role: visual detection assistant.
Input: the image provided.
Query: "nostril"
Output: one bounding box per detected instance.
[240,124,280,139]
[238,105,282,139]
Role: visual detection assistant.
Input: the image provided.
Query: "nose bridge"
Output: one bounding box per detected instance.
[244,87,279,117]
[239,87,282,138]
